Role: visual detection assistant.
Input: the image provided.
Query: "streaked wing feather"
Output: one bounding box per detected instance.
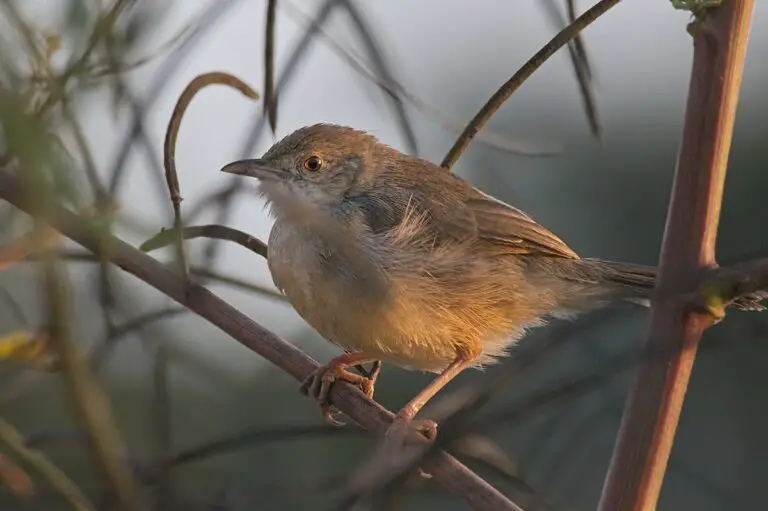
[466,191,578,259]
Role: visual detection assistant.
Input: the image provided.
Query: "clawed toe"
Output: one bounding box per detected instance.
[299,364,376,426]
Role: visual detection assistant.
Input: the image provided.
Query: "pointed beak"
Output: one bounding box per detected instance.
[220,159,289,181]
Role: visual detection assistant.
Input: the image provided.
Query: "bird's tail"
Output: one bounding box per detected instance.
[573,259,766,312]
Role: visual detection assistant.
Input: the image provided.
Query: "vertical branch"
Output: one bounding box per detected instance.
[264,0,279,134]
[598,2,755,510]
[152,344,172,510]
[41,259,140,511]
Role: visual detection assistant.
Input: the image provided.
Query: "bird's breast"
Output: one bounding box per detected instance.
[266,219,391,349]
[267,220,325,310]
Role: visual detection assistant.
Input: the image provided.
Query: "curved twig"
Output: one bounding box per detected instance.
[163,71,260,276]
[441,0,621,169]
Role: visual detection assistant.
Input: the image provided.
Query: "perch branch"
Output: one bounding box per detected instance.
[0,170,522,511]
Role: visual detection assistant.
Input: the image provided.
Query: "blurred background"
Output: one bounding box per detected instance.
[1,0,767,509]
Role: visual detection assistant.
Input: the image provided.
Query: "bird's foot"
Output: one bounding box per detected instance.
[299,363,376,426]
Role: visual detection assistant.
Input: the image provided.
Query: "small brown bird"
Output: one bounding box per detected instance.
[222,123,764,438]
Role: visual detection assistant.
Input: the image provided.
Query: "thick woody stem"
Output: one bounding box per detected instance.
[598,2,755,510]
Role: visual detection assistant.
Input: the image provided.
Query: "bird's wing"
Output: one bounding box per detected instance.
[463,189,579,259]
[352,158,578,259]
[400,184,578,259]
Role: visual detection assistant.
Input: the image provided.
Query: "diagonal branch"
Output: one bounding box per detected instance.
[0,419,95,511]
[441,0,620,169]
[0,170,522,511]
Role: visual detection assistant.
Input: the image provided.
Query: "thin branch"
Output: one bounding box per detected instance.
[264,0,279,134]
[0,452,33,499]
[566,0,593,78]
[167,424,361,469]
[88,307,187,371]
[189,266,285,301]
[340,0,419,155]
[700,257,768,306]
[542,0,601,139]
[0,171,523,511]
[140,224,267,259]
[0,287,30,326]
[29,249,286,301]
[152,344,173,510]
[35,0,132,116]
[162,71,260,277]
[40,256,140,511]
[0,226,59,271]
[60,97,107,202]
[106,1,239,196]
[441,0,621,169]
[598,2,756,509]
[280,0,559,157]
[0,419,95,511]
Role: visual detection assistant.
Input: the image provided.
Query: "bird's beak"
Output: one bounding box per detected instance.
[220,159,288,181]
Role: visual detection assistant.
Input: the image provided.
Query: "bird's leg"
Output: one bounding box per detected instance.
[300,352,379,426]
[386,354,475,443]
[356,359,382,396]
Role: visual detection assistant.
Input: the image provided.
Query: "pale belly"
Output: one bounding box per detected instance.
[266,221,501,372]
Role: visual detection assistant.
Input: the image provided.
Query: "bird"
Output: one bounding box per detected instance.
[221,123,765,439]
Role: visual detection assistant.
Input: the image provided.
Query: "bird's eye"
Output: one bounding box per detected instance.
[303,155,323,172]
